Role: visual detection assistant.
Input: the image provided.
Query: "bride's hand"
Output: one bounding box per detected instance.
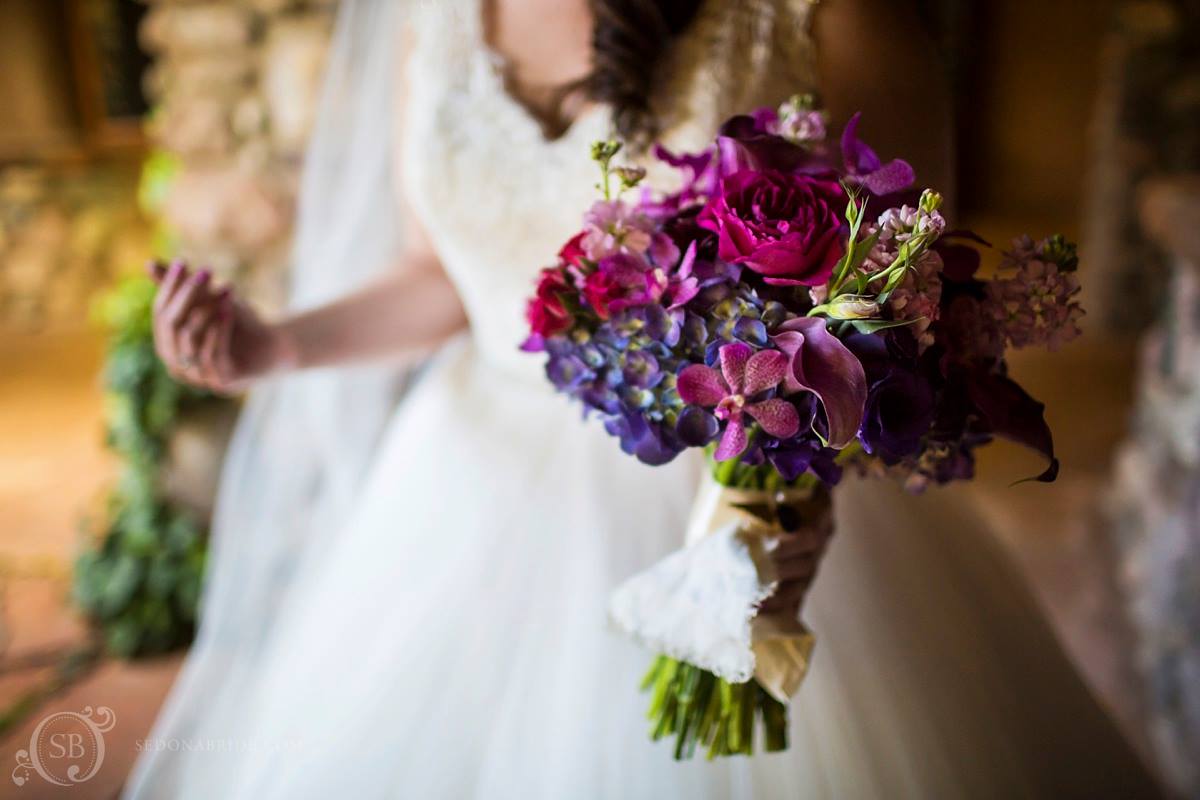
[149,261,296,394]
[758,502,835,618]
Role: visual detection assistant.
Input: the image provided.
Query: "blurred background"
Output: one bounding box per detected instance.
[0,0,1197,796]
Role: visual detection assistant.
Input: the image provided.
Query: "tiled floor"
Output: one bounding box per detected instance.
[0,328,186,800]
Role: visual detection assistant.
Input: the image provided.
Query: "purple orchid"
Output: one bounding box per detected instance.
[770,318,867,449]
[642,146,720,218]
[714,114,831,177]
[664,242,701,310]
[841,113,915,196]
[677,342,801,461]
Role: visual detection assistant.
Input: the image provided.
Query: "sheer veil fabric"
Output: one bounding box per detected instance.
[125,1,1160,797]
[124,2,412,795]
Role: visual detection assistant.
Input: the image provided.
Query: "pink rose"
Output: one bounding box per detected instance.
[698,170,846,286]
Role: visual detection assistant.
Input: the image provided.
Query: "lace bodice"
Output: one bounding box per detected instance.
[400,0,819,379]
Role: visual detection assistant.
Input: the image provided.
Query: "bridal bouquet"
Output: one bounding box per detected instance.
[521,96,1082,759]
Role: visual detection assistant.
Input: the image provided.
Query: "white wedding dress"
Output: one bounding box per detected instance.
[125,1,1159,798]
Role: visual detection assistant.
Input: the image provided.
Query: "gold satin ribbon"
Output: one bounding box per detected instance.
[684,481,821,703]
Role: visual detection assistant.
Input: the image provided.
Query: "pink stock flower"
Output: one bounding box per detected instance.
[876,204,947,245]
[777,105,827,146]
[676,342,800,461]
[756,96,829,146]
[581,199,679,266]
[852,220,945,353]
[888,250,943,352]
[986,237,1084,351]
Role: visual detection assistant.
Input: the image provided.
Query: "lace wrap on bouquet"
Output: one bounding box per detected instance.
[610,478,823,703]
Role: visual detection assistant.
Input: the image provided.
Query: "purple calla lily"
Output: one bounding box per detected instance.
[934,229,991,282]
[966,369,1059,482]
[771,318,867,449]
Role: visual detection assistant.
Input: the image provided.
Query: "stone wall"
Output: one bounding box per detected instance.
[1083,0,1200,334]
[141,0,339,313]
[0,163,149,330]
[1107,177,1200,798]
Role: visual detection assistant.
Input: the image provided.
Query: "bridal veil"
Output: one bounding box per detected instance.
[124,1,410,793]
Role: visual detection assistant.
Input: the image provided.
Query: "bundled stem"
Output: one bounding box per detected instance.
[640,450,818,759]
[642,654,788,759]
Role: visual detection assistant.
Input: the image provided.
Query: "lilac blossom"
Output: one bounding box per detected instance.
[775,96,828,146]
[876,203,947,245]
[888,250,943,352]
[986,236,1083,351]
[582,199,678,266]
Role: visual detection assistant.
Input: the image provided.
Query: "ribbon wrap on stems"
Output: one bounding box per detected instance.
[610,475,828,705]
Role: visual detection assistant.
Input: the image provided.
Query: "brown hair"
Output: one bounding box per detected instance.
[577,0,706,142]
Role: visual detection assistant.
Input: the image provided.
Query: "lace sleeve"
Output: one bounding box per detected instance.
[654,0,821,152]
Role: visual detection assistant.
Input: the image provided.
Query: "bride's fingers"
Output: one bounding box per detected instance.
[153,261,187,317]
[163,270,212,345]
[771,529,824,559]
[176,302,219,369]
[211,307,238,392]
[773,553,817,582]
[153,262,188,364]
[153,259,183,295]
[198,322,223,389]
[146,259,168,283]
[757,580,809,614]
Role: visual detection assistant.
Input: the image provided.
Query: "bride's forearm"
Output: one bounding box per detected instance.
[274,261,467,371]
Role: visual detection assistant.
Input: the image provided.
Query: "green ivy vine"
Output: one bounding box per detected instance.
[73,275,211,657]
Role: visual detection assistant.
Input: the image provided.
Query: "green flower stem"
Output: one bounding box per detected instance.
[639,451,820,759]
[641,655,789,759]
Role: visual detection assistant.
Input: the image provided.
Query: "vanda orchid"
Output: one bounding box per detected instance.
[522,94,1081,759]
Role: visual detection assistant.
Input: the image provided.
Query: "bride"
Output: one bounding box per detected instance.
[125,0,1159,797]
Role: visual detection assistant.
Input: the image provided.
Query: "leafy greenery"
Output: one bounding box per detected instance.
[73,276,211,657]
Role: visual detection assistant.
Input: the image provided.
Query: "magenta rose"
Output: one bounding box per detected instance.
[698,170,846,286]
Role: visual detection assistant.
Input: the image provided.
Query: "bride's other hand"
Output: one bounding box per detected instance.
[149,261,295,394]
[758,504,835,617]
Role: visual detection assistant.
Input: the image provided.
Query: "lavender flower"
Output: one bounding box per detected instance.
[986,236,1084,351]
[770,95,828,146]
[841,112,916,196]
